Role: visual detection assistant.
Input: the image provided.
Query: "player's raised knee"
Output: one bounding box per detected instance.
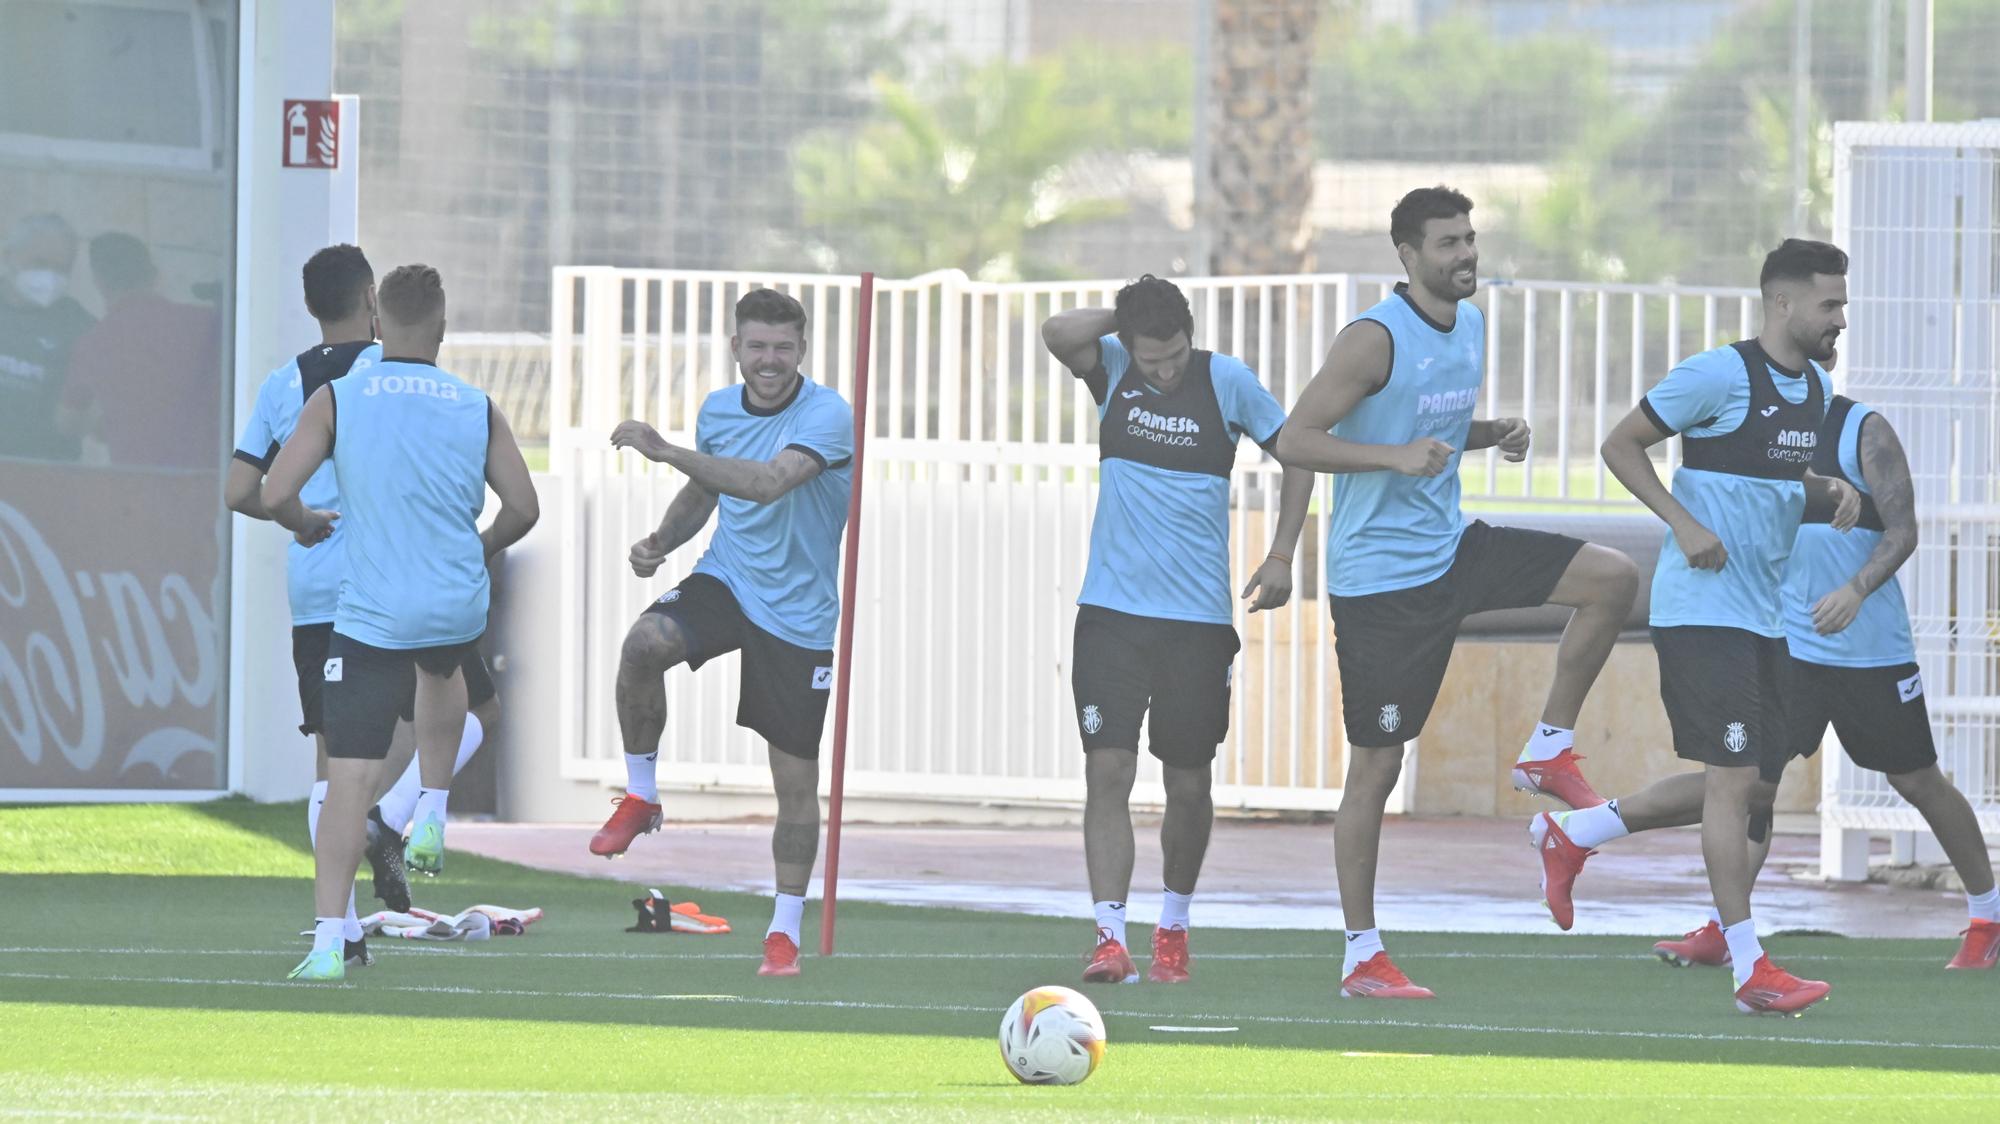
[620,616,687,674]
[1567,542,1641,608]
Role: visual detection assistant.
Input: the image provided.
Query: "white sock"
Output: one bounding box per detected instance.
[1968,887,2000,923]
[454,712,485,775]
[344,890,362,942]
[766,892,805,944]
[1093,901,1128,947]
[625,751,660,803]
[1342,927,1385,977]
[1723,918,1764,987]
[1159,888,1192,932]
[376,762,422,835]
[413,787,449,828]
[1517,723,1574,763]
[1554,800,1629,849]
[307,780,329,847]
[380,718,483,834]
[312,916,345,954]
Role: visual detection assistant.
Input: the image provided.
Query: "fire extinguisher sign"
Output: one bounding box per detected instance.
[282,100,340,169]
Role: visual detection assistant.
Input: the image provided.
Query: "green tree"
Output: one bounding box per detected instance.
[1573,0,1993,284]
[793,62,1118,279]
[1314,16,1613,163]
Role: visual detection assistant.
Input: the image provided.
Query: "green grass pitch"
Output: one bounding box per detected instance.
[1,801,1994,1120]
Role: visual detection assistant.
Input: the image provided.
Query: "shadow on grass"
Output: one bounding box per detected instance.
[1,867,1995,1075]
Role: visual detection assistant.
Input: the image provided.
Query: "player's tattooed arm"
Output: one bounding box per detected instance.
[630,480,720,578]
[1812,413,1917,635]
[610,420,823,504]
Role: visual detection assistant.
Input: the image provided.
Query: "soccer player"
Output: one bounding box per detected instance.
[592,288,853,979]
[1534,238,1860,1014]
[263,264,539,981]
[1276,187,1641,999]
[226,246,502,923]
[1040,275,1313,985]
[1624,392,1994,972]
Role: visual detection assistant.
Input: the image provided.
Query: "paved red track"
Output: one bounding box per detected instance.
[452,814,1981,941]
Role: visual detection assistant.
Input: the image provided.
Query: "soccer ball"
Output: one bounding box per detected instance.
[998,985,1106,1085]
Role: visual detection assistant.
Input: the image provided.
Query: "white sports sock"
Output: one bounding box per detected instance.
[343,890,362,942]
[413,787,449,828]
[1342,927,1385,978]
[1517,723,1574,764]
[625,752,660,803]
[1159,888,1192,933]
[1093,901,1128,947]
[1968,887,2000,923]
[378,716,485,834]
[1723,918,1764,987]
[454,712,485,775]
[306,781,329,847]
[312,916,345,954]
[766,892,805,944]
[376,762,422,835]
[1554,800,1629,849]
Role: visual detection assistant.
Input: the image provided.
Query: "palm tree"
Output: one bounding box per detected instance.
[792,61,1123,280]
[1206,0,1322,276]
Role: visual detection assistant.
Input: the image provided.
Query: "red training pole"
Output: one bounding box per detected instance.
[820,271,874,957]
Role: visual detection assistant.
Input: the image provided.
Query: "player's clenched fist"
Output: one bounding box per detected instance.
[1676,522,1728,571]
[1393,437,1455,477]
[629,532,667,578]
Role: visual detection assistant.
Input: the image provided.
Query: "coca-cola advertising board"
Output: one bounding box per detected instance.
[0,462,227,793]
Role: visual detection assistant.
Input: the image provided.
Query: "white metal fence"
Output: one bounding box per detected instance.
[1821,123,2000,876]
[542,265,1772,812]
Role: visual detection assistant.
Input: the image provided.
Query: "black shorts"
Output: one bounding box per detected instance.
[1331,520,1584,747]
[643,573,833,760]
[321,631,487,760]
[292,623,494,736]
[1785,658,1936,777]
[1071,605,1241,767]
[1651,626,1790,780]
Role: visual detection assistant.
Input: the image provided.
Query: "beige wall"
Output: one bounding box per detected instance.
[1234,609,1819,816]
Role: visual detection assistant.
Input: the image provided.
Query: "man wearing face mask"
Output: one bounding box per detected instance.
[64,233,222,469]
[0,213,95,461]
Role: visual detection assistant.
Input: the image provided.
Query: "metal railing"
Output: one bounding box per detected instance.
[543,266,1762,811]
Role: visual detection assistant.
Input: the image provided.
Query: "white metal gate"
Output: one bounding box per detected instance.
[1821,122,2000,876]
[546,267,1753,811]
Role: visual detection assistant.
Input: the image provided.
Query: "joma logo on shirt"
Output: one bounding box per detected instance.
[1126,406,1199,434]
[1417,388,1477,415]
[361,373,461,400]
